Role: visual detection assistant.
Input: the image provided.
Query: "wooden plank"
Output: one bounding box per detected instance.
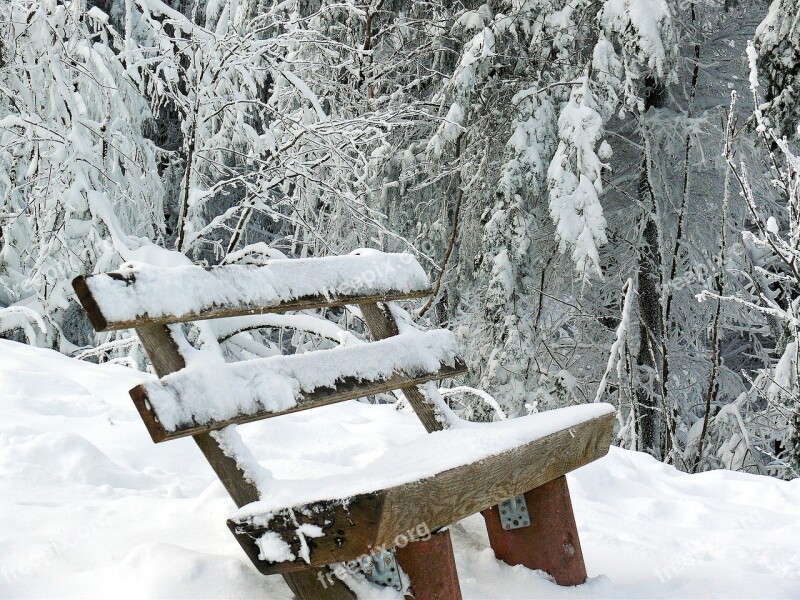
[135,324,189,378]
[72,252,431,332]
[136,323,355,600]
[132,361,468,443]
[228,411,614,574]
[229,494,385,573]
[380,410,613,552]
[358,302,447,433]
[76,277,430,331]
[357,290,597,592]
[482,476,587,586]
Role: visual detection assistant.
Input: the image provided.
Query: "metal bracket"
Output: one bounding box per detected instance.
[498,494,531,530]
[359,549,403,591]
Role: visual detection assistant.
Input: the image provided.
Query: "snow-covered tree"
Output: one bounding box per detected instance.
[699,45,800,477]
[754,0,800,140]
[0,0,164,350]
[3,0,800,480]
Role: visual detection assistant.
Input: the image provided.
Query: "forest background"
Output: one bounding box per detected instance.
[1,0,799,477]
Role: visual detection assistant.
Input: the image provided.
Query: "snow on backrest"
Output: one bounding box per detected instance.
[131,329,465,442]
[73,251,430,331]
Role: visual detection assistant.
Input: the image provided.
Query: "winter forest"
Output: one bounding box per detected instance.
[3,0,800,596]
[3,0,800,479]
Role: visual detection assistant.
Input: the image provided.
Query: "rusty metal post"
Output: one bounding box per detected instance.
[482,476,587,586]
[394,529,462,600]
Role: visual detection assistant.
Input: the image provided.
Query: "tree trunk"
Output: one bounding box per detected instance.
[636,212,663,456]
[636,77,667,458]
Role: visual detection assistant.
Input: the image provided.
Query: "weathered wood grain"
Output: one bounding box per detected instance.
[283,566,355,600]
[135,324,188,378]
[378,411,615,547]
[131,360,467,443]
[358,302,448,433]
[228,411,614,574]
[230,494,386,574]
[74,273,430,332]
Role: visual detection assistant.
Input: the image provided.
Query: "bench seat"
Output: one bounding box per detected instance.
[226,402,615,574]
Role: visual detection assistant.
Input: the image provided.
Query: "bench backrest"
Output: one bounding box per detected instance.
[74,250,469,598]
[73,251,464,444]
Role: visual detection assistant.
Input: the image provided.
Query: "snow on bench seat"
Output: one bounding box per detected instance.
[226,403,616,573]
[130,329,465,442]
[72,250,430,331]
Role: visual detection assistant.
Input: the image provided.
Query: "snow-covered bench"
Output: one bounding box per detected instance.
[73,251,614,600]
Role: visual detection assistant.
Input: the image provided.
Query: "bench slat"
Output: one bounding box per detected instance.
[73,251,430,332]
[227,410,615,573]
[131,330,466,443]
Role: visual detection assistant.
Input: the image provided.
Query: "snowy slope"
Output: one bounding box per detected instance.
[1,339,799,599]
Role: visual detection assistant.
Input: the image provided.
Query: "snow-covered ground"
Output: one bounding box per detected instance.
[1,339,799,599]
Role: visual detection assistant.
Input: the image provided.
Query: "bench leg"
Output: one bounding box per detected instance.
[394,529,462,600]
[284,568,356,600]
[482,475,587,586]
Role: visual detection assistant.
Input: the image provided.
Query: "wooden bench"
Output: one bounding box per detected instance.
[73,250,614,599]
